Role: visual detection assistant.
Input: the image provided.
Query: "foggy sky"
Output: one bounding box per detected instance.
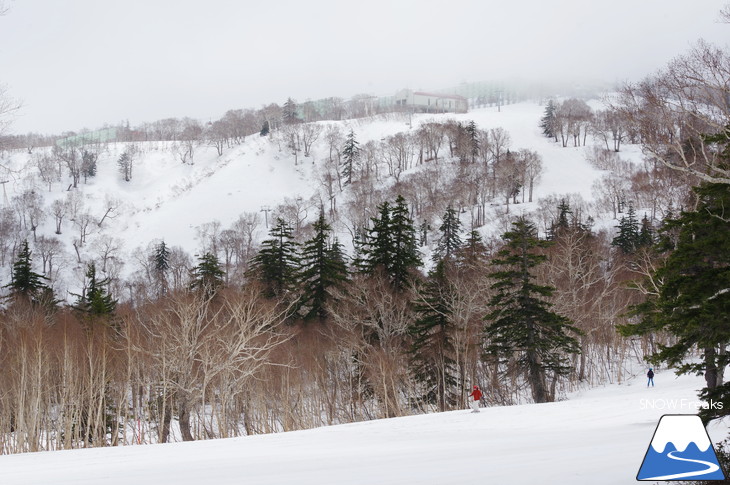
[0,0,728,134]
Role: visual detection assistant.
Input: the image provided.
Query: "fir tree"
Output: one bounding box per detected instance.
[81,149,97,182]
[341,129,359,186]
[75,263,117,317]
[540,100,557,140]
[638,214,654,247]
[547,199,572,240]
[283,97,299,125]
[298,210,349,322]
[117,151,132,182]
[455,230,489,270]
[419,219,430,246]
[388,195,422,291]
[362,201,393,274]
[409,260,457,411]
[362,196,421,290]
[620,182,730,420]
[484,216,581,403]
[249,217,300,297]
[433,206,462,262]
[154,241,170,272]
[190,252,225,297]
[612,203,640,253]
[5,240,50,303]
[464,120,479,163]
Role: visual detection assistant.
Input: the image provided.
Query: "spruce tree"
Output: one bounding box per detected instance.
[362,201,393,275]
[409,260,458,411]
[118,152,130,182]
[638,214,654,247]
[362,196,421,290]
[547,199,572,240]
[249,217,300,297]
[190,252,225,297]
[153,241,170,296]
[540,100,557,140]
[464,120,479,163]
[620,182,730,420]
[75,263,117,317]
[387,195,421,291]
[81,150,97,181]
[433,206,462,262]
[283,98,299,125]
[5,240,50,303]
[612,203,640,253]
[455,230,489,271]
[341,129,359,186]
[484,216,581,403]
[298,210,349,322]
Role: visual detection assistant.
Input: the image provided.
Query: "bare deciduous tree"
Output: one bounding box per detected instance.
[614,40,730,185]
[300,123,323,158]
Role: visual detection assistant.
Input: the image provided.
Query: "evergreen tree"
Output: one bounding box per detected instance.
[547,199,572,240]
[362,201,393,275]
[455,230,489,270]
[433,206,462,262]
[612,203,640,253]
[362,196,421,290]
[154,241,170,272]
[283,98,299,125]
[5,240,50,303]
[341,129,359,186]
[464,120,479,163]
[484,216,581,403]
[388,195,422,291]
[260,120,270,137]
[638,214,654,247]
[298,210,349,322]
[249,217,300,297]
[81,149,97,181]
[75,263,117,317]
[190,252,225,297]
[409,260,457,411]
[540,100,557,140]
[620,182,730,420]
[419,219,430,246]
[117,151,132,182]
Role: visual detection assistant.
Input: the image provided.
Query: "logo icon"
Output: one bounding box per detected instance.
[637,414,726,481]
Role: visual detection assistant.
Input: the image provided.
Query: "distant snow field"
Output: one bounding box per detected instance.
[0,370,726,485]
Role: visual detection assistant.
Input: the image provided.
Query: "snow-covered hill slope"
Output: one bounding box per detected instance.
[0,370,725,485]
[1,101,627,296]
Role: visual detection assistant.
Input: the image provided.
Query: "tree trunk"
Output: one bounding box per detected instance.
[704,347,718,389]
[527,351,547,403]
[178,400,194,441]
[160,396,172,443]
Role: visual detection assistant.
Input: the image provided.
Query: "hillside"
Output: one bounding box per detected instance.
[0,369,726,485]
[0,101,616,297]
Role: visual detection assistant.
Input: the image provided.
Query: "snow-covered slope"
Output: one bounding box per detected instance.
[0,370,725,485]
[1,101,616,296]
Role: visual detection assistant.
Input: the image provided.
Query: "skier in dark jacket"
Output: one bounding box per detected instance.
[469,385,482,413]
[647,368,654,387]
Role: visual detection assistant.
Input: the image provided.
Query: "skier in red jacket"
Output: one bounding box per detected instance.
[469,385,482,413]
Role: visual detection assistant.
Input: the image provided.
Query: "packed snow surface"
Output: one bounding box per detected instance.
[0,370,726,484]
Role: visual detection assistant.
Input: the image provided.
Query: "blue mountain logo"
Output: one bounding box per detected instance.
[637,414,726,481]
